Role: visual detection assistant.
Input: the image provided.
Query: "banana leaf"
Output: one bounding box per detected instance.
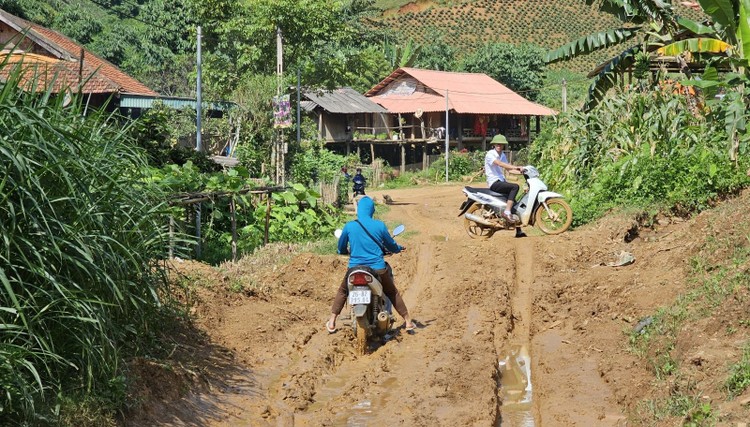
[545,27,641,63]
[739,0,750,60]
[696,0,737,37]
[676,17,716,35]
[584,46,640,112]
[657,38,732,56]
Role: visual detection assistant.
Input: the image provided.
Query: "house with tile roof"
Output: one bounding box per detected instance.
[340,68,557,173]
[0,8,238,157]
[366,67,556,147]
[0,8,157,110]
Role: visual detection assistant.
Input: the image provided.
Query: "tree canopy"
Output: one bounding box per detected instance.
[460,42,547,102]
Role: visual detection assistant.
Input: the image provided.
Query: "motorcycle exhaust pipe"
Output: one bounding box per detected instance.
[377,311,389,333]
[465,212,495,227]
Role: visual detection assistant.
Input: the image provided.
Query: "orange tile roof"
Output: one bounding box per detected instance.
[0,9,157,96]
[0,53,127,94]
[366,67,556,116]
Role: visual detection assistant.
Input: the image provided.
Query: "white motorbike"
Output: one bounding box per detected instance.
[334,225,405,355]
[457,166,572,239]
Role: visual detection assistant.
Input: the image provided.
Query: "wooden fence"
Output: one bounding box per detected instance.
[170,186,284,263]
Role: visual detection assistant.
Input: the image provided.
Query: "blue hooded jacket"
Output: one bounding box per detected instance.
[337,196,401,269]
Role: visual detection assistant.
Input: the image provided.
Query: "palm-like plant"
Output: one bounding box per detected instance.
[656,1,750,160]
[657,1,749,64]
[383,37,422,69]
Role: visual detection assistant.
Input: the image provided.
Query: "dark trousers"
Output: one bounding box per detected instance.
[490,180,519,204]
[331,263,409,318]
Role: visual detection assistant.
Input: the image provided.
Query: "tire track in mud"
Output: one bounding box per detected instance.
[279,187,511,426]
[153,186,532,426]
[367,187,514,425]
[495,237,540,426]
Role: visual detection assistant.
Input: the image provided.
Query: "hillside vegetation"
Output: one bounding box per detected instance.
[375,0,622,72]
[373,0,705,73]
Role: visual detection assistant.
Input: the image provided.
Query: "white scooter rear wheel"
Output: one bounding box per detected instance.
[463,204,495,240]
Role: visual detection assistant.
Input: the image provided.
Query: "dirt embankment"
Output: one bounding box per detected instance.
[126,185,750,426]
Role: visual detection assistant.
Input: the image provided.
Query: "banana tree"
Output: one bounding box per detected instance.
[657,0,750,65]
[383,38,421,69]
[656,0,750,160]
[546,0,682,111]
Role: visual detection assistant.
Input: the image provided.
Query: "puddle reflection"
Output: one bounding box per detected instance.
[498,344,535,426]
[346,400,374,426]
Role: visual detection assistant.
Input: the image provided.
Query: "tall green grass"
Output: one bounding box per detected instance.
[0,55,171,422]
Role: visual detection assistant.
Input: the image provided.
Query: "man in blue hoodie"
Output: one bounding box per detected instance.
[326,196,415,333]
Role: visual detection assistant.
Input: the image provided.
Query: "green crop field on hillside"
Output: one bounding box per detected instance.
[373,0,703,73]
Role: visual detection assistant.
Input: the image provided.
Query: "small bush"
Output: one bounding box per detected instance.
[726,344,750,398]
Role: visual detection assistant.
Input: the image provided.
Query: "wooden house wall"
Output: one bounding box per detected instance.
[320,111,348,142]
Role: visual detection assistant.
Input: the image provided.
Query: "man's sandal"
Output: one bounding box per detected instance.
[325,321,337,334]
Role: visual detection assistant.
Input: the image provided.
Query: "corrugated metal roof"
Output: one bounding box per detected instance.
[303,87,387,114]
[0,9,157,96]
[366,68,556,116]
[300,100,316,112]
[119,94,236,111]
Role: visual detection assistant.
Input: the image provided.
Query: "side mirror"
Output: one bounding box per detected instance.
[392,224,405,236]
[334,229,342,239]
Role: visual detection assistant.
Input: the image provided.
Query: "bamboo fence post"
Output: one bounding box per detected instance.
[264,191,271,245]
[195,203,202,259]
[400,143,406,175]
[230,196,237,263]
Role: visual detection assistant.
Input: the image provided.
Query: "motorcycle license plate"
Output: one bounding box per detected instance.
[348,288,371,305]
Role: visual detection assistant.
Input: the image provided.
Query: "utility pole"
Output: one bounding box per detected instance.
[445,89,449,182]
[196,26,203,152]
[296,67,301,145]
[276,26,285,185]
[562,78,567,113]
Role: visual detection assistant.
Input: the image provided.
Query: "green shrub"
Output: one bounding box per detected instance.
[529,88,750,226]
[726,344,750,398]
[427,150,483,181]
[256,183,343,243]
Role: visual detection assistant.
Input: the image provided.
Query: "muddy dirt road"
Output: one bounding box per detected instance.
[129,184,750,426]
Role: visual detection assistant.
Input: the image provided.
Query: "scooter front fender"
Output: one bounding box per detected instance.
[537,191,564,203]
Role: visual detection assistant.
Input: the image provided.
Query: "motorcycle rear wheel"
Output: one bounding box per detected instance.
[535,198,573,235]
[463,204,495,240]
[355,317,368,356]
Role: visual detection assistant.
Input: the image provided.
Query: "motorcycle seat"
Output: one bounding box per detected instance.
[346,265,383,281]
[464,186,507,198]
